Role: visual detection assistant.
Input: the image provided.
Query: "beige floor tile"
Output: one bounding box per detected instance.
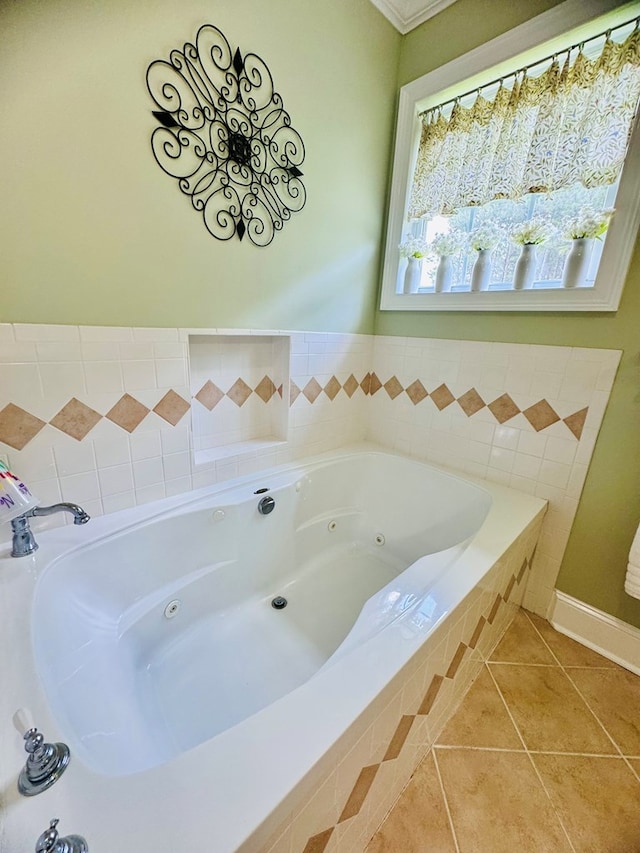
[532,753,640,852]
[525,611,620,668]
[490,610,557,665]
[489,663,613,753]
[435,748,572,852]
[366,751,455,853]
[437,666,523,749]
[568,667,640,755]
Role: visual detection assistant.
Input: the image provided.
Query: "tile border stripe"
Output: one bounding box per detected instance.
[0,371,590,450]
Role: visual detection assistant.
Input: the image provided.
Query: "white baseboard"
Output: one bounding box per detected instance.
[550,591,640,676]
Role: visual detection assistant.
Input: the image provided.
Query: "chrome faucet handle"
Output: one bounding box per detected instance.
[18,726,70,796]
[36,819,88,853]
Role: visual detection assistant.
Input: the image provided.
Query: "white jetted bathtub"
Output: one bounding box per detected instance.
[0,447,546,853]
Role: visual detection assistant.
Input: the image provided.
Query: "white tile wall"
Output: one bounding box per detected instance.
[367,335,621,617]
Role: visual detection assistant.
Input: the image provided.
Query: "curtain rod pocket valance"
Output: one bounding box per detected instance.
[409,20,640,221]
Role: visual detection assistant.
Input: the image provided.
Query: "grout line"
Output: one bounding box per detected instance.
[484,662,529,751]
[519,611,640,828]
[524,748,577,853]
[526,749,628,758]
[434,744,527,753]
[621,756,640,783]
[560,667,627,760]
[522,609,628,757]
[524,610,624,758]
[525,611,624,758]
[520,609,566,667]
[434,743,624,758]
[486,644,578,852]
[431,748,461,853]
[486,661,562,668]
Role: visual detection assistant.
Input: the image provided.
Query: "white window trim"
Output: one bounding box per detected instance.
[380,0,640,312]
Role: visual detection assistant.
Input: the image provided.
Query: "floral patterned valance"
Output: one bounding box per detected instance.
[409,24,640,220]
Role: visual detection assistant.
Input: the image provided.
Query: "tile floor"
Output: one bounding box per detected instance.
[367,609,640,852]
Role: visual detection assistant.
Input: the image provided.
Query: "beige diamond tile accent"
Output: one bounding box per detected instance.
[487,593,503,624]
[369,372,382,395]
[445,642,468,679]
[343,374,359,398]
[430,383,455,411]
[563,407,588,440]
[50,398,102,441]
[154,390,190,426]
[106,394,150,433]
[195,380,224,411]
[227,378,252,407]
[360,372,371,395]
[488,393,520,424]
[518,557,529,583]
[254,375,277,403]
[290,380,301,405]
[0,403,46,450]
[523,399,561,432]
[504,574,516,601]
[384,376,404,400]
[468,616,487,650]
[383,715,415,761]
[457,388,486,416]
[338,765,380,823]
[418,674,445,715]
[324,375,341,401]
[406,379,428,405]
[302,829,334,853]
[303,378,322,403]
[277,383,283,398]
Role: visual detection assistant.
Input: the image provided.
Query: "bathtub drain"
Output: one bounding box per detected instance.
[271,596,288,610]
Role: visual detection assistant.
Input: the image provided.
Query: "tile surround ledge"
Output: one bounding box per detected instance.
[0,324,621,619]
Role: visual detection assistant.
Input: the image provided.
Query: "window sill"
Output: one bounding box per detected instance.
[381,285,619,312]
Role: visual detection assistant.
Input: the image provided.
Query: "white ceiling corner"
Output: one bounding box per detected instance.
[369,0,460,34]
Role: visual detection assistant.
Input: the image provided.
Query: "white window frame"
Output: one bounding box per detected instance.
[380,0,640,312]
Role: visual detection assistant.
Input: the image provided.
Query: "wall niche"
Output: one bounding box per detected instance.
[189,334,290,464]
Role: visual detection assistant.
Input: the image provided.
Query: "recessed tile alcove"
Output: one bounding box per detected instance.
[189,334,290,464]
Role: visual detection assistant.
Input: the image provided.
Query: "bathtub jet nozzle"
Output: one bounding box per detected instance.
[257,495,275,515]
[271,596,288,610]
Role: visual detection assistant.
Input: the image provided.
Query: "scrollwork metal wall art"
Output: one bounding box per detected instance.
[146,26,306,247]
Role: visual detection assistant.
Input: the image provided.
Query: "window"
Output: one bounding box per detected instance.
[380,0,640,311]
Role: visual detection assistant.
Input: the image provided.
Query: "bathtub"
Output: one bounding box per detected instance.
[0,447,546,853]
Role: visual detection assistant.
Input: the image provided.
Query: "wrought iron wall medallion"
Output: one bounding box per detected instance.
[146,26,306,247]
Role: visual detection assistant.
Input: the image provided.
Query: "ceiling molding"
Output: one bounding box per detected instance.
[369,0,459,34]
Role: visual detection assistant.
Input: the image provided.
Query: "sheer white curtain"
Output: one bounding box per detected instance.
[409,25,640,220]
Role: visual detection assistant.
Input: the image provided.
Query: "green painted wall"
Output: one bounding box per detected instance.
[377,0,640,628]
[0,0,400,333]
[398,0,566,87]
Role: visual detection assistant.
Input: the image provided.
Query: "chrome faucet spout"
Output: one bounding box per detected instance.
[10,503,90,557]
[27,503,90,525]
